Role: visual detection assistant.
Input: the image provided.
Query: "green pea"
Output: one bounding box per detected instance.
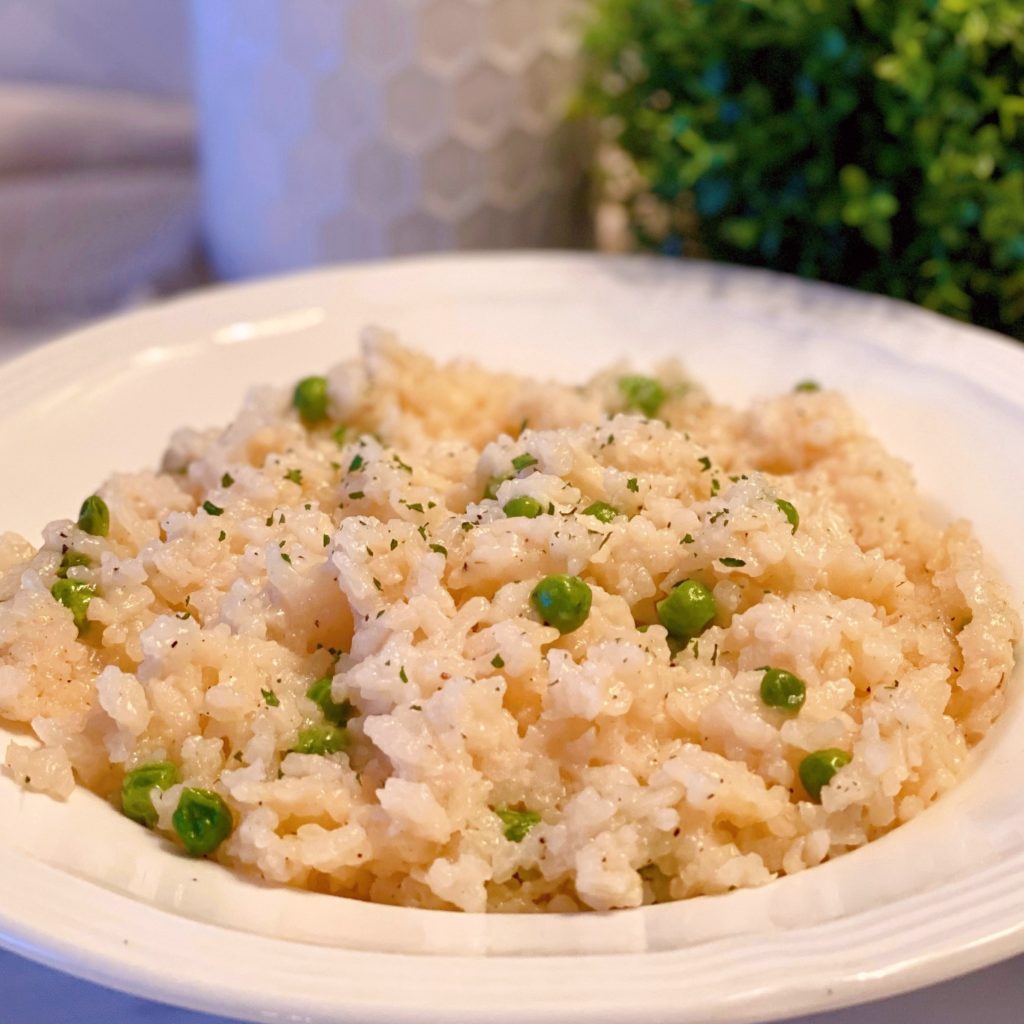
[582,501,618,523]
[618,375,666,417]
[77,495,109,537]
[799,749,851,803]
[760,668,806,712]
[293,723,350,755]
[775,498,800,534]
[494,806,542,843]
[306,676,355,726]
[57,550,91,578]
[484,473,512,500]
[292,375,329,423]
[51,578,96,633]
[504,495,543,519]
[656,579,716,639]
[530,574,592,634]
[172,787,233,856]
[121,761,180,827]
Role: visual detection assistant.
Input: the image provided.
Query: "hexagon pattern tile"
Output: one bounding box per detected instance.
[192,0,587,278]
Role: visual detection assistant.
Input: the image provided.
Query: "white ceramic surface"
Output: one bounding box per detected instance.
[0,253,1022,1023]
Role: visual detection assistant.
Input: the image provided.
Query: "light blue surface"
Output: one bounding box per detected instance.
[0,948,237,1023]
[2,944,1024,1023]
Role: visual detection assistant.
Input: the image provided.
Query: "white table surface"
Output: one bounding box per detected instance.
[1,323,1022,1024]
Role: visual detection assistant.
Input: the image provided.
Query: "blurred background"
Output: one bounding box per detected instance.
[1,0,1021,361]
[0,0,1023,1021]
[0,0,195,351]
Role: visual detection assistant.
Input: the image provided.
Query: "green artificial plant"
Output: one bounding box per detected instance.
[581,0,1024,337]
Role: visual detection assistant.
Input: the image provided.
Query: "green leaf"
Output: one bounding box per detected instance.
[578,0,1024,337]
[494,806,542,843]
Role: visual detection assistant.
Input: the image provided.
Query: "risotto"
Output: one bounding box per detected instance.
[0,331,1018,912]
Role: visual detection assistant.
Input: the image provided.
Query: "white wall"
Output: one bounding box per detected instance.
[0,0,190,96]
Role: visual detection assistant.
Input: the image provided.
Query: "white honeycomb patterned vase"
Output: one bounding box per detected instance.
[190,0,588,278]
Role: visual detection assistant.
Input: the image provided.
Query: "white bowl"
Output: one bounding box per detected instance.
[0,253,1021,1023]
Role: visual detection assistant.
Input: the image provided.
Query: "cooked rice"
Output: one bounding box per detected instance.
[0,330,1018,912]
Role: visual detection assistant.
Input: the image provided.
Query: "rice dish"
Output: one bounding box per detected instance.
[0,331,1018,912]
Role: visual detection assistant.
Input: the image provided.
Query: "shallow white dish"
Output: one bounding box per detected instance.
[0,252,1022,1024]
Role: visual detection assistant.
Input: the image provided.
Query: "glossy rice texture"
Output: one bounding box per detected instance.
[0,332,1018,912]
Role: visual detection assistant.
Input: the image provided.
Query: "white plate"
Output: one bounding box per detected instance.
[0,253,1022,1024]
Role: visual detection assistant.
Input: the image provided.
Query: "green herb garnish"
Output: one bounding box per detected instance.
[494,806,542,843]
[775,498,800,534]
[618,375,666,418]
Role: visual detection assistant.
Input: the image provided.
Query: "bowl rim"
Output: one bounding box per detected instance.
[0,250,1022,1024]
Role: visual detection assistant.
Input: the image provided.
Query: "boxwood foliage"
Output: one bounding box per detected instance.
[581,0,1024,337]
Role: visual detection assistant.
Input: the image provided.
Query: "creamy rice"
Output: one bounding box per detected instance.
[0,330,1018,912]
